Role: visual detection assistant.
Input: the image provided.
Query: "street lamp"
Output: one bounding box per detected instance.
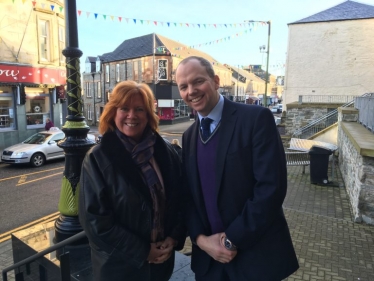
[245,20,271,107]
[91,73,96,126]
[55,0,95,244]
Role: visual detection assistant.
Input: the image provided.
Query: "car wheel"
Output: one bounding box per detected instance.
[30,153,45,167]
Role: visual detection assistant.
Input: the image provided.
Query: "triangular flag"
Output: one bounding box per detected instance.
[50,5,54,11]
[125,18,129,23]
[197,24,200,28]
[140,20,144,24]
[133,19,136,24]
[180,23,182,27]
[186,23,189,27]
[153,21,157,26]
[174,23,177,27]
[59,7,63,12]
[110,15,114,20]
[103,15,106,20]
[147,20,150,25]
[22,0,26,3]
[118,17,122,22]
[203,24,206,28]
[32,1,36,7]
[78,10,82,16]
[41,3,45,8]
[224,24,227,28]
[94,13,98,19]
[86,12,90,17]
[167,22,170,27]
[214,24,216,28]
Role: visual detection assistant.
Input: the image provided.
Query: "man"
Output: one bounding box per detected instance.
[175,56,299,281]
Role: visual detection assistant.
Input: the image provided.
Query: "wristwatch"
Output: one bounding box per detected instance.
[224,237,237,251]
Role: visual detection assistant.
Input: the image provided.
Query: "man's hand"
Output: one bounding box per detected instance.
[196,233,237,263]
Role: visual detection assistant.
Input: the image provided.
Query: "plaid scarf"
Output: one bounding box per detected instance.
[116,128,166,242]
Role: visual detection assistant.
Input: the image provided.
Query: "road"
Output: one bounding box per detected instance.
[0,132,183,239]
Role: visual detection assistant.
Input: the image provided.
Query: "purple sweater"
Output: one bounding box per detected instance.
[197,129,224,234]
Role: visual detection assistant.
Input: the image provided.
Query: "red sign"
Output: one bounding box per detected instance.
[0,64,66,85]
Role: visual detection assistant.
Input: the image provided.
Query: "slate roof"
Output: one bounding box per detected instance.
[290,0,374,24]
[98,33,228,71]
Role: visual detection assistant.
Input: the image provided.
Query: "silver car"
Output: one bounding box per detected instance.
[1,128,95,167]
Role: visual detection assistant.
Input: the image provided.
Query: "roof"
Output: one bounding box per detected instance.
[290,0,374,24]
[99,33,228,71]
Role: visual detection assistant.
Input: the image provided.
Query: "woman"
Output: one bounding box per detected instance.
[45,118,54,130]
[79,81,186,281]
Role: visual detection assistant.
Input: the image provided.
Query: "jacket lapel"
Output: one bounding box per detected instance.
[216,99,237,195]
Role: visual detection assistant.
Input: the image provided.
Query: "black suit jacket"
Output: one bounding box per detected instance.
[182,98,299,280]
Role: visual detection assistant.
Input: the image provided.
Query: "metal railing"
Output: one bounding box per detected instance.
[355,93,374,133]
[298,95,359,104]
[292,93,372,139]
[2,231,86,281]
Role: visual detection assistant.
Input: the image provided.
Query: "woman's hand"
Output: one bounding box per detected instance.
[147,237,176,264]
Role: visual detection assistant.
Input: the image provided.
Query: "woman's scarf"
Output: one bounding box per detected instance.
[116,128,166,242]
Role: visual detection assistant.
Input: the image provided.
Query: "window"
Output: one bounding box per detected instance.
[157,59,168,81]
[116,64,120,82]
[58,25,65,63]
[97,82,101,99]
[87,104,92,120]
[96,59,101,72]
[105,65,109,82]
[96,109,100,122]
[173,99,189,119]
[0,88,15,130]
[133,61,138,82]
[86,82,91,97]
[25,87,51,128]
[39,20,50,62]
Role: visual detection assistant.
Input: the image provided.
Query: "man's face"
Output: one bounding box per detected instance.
[176,59,220,117]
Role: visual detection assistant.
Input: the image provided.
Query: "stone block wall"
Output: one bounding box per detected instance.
[338,108,374,225]
[284,102,342,136]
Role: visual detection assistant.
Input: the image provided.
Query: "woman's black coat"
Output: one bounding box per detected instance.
[79,131,186,280]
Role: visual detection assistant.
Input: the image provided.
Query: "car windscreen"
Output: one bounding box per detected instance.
[23,133,52,144]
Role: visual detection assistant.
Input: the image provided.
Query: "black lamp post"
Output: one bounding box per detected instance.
[54,0,95,244]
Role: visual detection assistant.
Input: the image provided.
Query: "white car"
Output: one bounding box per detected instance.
[1,127,95,167]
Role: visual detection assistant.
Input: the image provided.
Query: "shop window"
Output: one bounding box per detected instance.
[173,99,189,119]
[25,87,51,128]
[0,90,15,130]
[39,20,51,62]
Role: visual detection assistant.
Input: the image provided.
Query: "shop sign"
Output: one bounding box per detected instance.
[0,64,66,85]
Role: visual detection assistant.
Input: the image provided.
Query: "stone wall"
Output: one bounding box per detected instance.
[284,102,342,136]
[338,108,374,225]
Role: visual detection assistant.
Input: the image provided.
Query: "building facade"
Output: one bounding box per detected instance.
[283,1,374,110]
[82,33,233,125]
[0,0,66,150]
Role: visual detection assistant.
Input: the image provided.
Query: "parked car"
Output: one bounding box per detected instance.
[271,105,280,113]
[1,127,96,167]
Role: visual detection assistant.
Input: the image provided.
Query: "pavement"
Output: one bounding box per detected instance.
[1,120,374,280]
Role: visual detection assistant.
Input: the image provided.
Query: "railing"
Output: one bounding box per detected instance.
[355,93,374,133]
[298,95,359,104]
[2,231,86,281]
[293,93,372,139]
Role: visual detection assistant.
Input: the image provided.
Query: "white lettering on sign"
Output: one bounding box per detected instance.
[0,69,19,77]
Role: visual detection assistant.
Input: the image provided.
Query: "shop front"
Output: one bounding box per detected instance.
[0,64,66,151]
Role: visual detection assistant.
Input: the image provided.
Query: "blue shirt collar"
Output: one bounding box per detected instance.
[198,94,224,126]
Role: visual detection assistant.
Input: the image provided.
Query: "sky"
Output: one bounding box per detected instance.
[75,0,374,76]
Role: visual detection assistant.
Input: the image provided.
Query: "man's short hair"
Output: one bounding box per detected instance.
[178,56,215,78]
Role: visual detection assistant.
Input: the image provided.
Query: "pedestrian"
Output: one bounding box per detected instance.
[171,139,182,159]
[175,56,299,281]
[44,118,54,130]
[79,81,186,281]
